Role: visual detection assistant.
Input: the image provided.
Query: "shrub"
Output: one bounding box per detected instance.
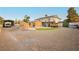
[63,20,69,27]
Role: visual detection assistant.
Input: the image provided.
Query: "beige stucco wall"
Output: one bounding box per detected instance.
[58,23,63,27]
[34,20,42,28]
[20,22,30,30]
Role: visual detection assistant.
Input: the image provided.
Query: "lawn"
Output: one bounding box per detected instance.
[36,27,58,30]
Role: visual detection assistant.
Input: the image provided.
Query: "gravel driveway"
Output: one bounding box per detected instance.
[0,28,79,51]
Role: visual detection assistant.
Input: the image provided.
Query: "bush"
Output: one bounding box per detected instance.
[63,20,69,27]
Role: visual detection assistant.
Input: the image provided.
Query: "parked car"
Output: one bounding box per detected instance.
[69,24,79,29]
[69,22,79,29]
[75,25,79,28]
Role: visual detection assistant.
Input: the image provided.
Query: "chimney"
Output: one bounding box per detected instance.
[45,14,48,17]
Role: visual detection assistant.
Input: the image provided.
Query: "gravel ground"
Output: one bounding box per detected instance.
[0,28,79,51]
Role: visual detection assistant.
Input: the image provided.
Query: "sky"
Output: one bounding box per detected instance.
[0,7,79,21]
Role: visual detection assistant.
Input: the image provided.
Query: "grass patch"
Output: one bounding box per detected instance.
[36,27,58,30]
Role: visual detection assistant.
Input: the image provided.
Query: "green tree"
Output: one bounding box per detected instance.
[0,16,4,25]
[67,7,79,22]
[23,15,30,23]
[63,19,69,27]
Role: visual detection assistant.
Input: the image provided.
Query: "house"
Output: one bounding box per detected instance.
[16,15,61,30]
[34,15,61,28]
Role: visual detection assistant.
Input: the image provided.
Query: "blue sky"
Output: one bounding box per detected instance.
[0,7,79,21]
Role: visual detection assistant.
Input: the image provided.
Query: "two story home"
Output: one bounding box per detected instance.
[34,15,61,28]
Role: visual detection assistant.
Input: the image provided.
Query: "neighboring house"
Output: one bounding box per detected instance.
[34,15,61,28]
